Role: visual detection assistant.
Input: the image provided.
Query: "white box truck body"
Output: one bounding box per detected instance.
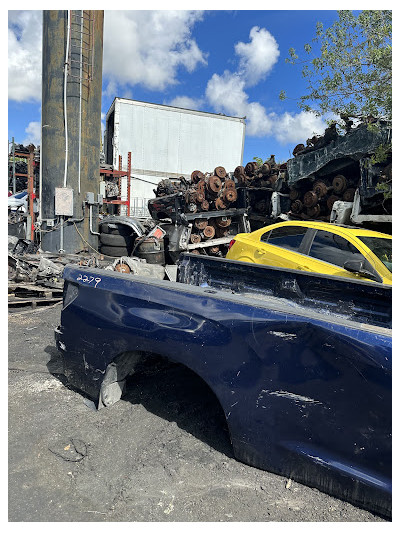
[104,98,246,216]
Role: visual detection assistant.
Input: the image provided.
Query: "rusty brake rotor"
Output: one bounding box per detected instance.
[191,170,205,184]
[332,175,348,194]
[215,216,231,228]
[194,219,208,230]
[190,233,201,244]
[207,175,223,194]
[303,190,319,208]
[202,225,215,239]
[222,188,237,203]
[214,166,227,179]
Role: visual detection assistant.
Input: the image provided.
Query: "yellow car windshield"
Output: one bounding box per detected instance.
[358,236,392,273]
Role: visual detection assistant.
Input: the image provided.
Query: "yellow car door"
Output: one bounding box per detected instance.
[302,229,379,280]
[256,224,310,270]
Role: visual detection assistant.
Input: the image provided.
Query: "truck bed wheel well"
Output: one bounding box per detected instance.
[99,350,234,456]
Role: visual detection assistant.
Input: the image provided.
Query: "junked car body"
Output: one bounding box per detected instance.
[55,254,391,517]
[226,221,392,285]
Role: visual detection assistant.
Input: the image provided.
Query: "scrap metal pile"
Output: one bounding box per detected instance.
[233,155,287,190]
[187,215,233,257]
[233,156,290,219]
[287,174,358,221]
[153,156,289,218]
[154,166,239,213]
[152,165,252,257]
[286,120,392,222]
[7,235,102,310]
[8,236,100,287]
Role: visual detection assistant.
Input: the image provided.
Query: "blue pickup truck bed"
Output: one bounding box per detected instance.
[55,255,391,517]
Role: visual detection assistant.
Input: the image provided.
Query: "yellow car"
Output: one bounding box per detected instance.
[226,221,392,285]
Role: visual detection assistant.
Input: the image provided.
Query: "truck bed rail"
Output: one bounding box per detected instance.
[178,253,391,329]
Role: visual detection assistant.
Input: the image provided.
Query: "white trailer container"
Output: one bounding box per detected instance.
[104,98,246,216]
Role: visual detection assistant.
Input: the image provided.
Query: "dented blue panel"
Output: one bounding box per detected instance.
[56,264,391,517]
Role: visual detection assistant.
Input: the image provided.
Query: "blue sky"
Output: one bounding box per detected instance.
[8,9,343,165]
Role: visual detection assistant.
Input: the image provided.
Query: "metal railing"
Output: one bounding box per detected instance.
[129,196,151,218]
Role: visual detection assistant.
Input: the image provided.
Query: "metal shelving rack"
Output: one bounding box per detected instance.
[8,142,37,241]
[100,152,132,216]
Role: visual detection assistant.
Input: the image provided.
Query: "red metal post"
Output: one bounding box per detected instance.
[127,152,131,217]
[118,154,122,213]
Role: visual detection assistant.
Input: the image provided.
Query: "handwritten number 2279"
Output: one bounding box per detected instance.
[76,274,102,288]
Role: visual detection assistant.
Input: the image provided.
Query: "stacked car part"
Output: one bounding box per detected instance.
[234,155,286,189]
[233,156,290,220]
[288,174,358,221]
[188,215,233,256]
[184,167,238,213]
[152,167,239,215]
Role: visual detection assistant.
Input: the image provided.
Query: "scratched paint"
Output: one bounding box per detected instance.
[257,389,323,406]
[268,331,298,339]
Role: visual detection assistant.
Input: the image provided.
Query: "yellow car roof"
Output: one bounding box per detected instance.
[256,221,391,240]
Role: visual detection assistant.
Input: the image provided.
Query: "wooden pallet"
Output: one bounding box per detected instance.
[8,282,63,309]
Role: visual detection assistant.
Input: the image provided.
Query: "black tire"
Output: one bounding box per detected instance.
[99,245,131,257]
[100,223,133,236]
[99,233,134,247]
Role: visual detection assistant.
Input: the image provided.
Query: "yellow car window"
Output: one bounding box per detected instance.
[358,236,392,273]
[309,230,364,267]
[261,225,308,251]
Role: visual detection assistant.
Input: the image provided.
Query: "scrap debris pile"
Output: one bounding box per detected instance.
[154,165,239,213]
[151,156,291,226]
[8,235,101,310]
[153,156,290,216]
[187,215,233,257]
[288,174,358,221]
[151,165,251,258]
[286,121,392,220]
[233,155,287,190]
[8,236,99,287]
[233,155,290,218]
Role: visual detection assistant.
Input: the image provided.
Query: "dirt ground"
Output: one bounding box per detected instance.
[8,304,387,522]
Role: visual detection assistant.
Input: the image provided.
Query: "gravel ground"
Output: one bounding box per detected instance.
[8,304,387,522]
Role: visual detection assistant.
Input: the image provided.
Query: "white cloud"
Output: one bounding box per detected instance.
[274,111,327,144]
[101,112,106,137]
[121,88,133,100]
[206,71,274,136]
[23,121,41,146]
[206,72,246,114]
[103,80,118,99]
[103,11,207,92]
[245,102,276,137]
[235,26,280,87]
[204,28,280,137]
[205,72,328,141]
[205,27,326,143]
[8,11,43,102]
[165,96,204,110]
[8,10,207,103]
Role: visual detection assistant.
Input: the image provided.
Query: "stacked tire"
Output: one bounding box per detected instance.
[99,223,135,257]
